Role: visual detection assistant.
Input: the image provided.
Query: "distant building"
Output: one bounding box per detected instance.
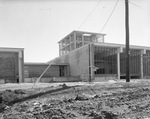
[52,30,150,81]
[0,47,24,83]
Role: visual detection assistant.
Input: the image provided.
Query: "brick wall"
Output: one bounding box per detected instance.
[0,52,19,83]
[24,65,60,78]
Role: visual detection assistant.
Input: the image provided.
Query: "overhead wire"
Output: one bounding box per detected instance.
[76,0,142,33]
[100,0,119,33]
[76,0,103,30]
[128,0,143,9]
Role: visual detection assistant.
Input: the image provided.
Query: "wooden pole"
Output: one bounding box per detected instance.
[125,0,130,82]
[32,59,55,88]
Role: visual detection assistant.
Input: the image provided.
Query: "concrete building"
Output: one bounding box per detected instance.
[0,47,24,83]
[24,62,80,83]
[58,30,106,56]
[1,31,149,83]
[53,30,150,81]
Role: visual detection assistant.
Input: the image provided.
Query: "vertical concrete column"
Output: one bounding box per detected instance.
[140,49,146,79]
[89,43,95,81]
[117,47,123,80]
[64,39,67,54]
[74,32,76,49]
[101,35,104,43]
[117,53,120,80]
[62,41,64,56]
[82,34,84,46]
[59,43,61,56]
[18,50,24,83]
[69,36,71,51]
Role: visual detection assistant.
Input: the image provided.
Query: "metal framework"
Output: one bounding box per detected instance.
[143,50,150,78]
[94,46,117,76]
[58,31,106,56]
[93,44,150,79]
[120,49,141,77]
[56,31,150,80]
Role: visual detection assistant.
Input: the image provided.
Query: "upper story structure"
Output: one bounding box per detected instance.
[58,30,106,56]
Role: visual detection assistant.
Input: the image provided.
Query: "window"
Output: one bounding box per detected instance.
[59,66,65,77]
[94,46,117,75]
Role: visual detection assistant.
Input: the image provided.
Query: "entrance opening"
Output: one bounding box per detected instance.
[59,66,65,77]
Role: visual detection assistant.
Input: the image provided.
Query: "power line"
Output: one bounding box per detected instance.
[119,0,143,9]
[100,0,119,33]
[128,0,143,9]
[77,0,102,30]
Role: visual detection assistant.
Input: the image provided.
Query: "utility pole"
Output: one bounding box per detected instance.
[125,0,130,82]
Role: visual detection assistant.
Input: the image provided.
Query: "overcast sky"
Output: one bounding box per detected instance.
[0,0,150,62]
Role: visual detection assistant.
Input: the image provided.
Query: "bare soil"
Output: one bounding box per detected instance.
[1,80,150,119]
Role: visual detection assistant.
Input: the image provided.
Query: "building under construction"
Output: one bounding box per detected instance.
[53,30,150,81]
[1,31,150,83]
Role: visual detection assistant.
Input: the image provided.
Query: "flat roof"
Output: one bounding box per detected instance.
[0,47,24,52]
[58,30,106,43]
[93,42,150,50]
[0,47,24,50]
[56,42,150,57]
[73,30,106,36]
[24,62,69,66]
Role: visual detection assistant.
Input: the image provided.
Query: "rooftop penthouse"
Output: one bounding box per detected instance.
[58,30,106,56]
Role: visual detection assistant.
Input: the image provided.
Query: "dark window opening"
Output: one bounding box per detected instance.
[95,68,105,74]
[59,66,65,77]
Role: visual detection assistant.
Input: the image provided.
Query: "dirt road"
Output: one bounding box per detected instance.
[1,80,150,119]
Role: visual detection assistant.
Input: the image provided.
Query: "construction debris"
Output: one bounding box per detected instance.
[1,81,150,118]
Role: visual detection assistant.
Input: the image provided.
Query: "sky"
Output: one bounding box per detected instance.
[0,0,150,63]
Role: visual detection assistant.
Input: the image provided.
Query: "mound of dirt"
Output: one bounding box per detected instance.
[88,111,117,119]
[1,82,150,119]
[0,89,28,112]
[0,89,26,103]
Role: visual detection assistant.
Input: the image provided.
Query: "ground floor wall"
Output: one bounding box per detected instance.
[94,74,117,82]
[24,76,80,83]
[93,44,150,80]
[54,44,90,82]
[24,64,69,78]
[143,51,150,78]
[120,49,141,78]
[54,43,150,82]
[0,50,24,83]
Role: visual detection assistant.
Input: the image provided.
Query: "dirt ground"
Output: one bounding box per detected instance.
[1,79,150,119]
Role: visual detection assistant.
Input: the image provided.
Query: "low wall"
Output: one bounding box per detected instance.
[24,76,81,83]
[94,75,117,82]
[143,76,150,79]
[0,78,18,84]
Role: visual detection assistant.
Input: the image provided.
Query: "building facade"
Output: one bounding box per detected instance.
[24,63,80,83]
[53,31,150,81]
[24,63,69,78]
[58,30,106,56]
[0,47,24,83]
